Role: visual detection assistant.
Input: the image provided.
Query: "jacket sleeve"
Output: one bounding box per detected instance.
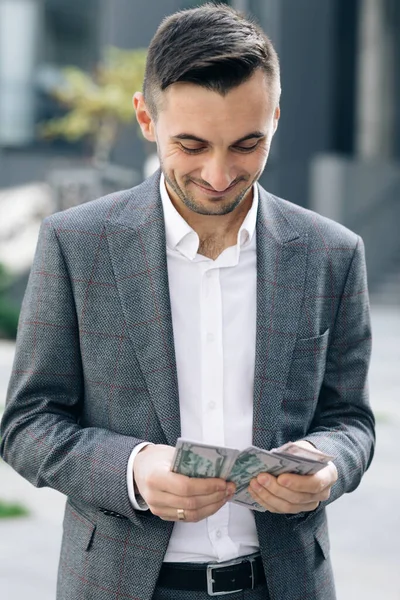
[302,235,375,510]
[0,218,146,525]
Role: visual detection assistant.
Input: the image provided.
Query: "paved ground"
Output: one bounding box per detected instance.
[0,305,399,600]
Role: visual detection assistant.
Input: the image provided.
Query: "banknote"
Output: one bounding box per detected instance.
[171,438,239,479]
[231,490,266,512]
[229,446,329,509]
[171,438,334,511]
[272,441,334,463]
[228,446,300,494]
[269,443,334,476]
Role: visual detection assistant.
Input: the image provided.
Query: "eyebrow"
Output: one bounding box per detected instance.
[171,131,265,145]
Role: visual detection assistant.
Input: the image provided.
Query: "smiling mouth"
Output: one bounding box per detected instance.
[191,180,239,197]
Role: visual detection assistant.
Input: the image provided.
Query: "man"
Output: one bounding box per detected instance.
[1,4,375,600]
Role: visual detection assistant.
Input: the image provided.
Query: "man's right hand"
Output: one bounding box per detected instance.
[133,444,236,522]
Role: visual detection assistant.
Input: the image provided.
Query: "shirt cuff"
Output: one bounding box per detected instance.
[127,442,154,510]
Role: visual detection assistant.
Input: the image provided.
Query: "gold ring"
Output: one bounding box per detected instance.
[177,508,186,521]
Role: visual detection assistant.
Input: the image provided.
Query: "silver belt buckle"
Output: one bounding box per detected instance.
[206,554,258,596]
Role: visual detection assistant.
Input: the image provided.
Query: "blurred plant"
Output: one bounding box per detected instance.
[0,264,19,340]
[40,47,147,169]
[0,500,29,519]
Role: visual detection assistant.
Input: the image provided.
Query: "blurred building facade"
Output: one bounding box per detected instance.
[0,0,399,301]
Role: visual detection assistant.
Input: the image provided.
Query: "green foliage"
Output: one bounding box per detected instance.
[0,264,19,340]
[0,299,19,339]
[374,411,392,424]
[0,500,29,519]
[40,47,147,165]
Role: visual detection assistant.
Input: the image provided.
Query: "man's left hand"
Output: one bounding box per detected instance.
[248,441,338,514]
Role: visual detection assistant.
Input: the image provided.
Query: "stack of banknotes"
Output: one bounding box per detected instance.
[171,438,334,511]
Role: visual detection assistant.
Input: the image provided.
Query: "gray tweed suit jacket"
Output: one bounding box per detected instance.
[1,170,375,600]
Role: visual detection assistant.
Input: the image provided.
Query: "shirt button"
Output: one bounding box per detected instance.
[208,401,216,410]
[206,332,214,342]
[206,270,213,278]
[216,530,222,539]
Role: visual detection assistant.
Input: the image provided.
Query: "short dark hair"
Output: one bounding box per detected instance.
[143,3,280,117]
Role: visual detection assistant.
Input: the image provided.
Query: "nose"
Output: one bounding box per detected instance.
[200,154,235,192]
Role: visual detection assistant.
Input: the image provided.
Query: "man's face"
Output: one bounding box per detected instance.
[135,70,280,217]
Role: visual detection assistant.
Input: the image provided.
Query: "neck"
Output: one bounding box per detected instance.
[166,183,254,255]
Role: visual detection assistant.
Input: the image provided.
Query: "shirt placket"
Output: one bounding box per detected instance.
[201,265,224,445]
[201,263,239,560]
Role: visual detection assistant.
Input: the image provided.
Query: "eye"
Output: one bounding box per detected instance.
[233,142,260,153]
[179,144,206,154]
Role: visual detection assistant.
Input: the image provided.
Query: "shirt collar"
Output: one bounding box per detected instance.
[160,173,258,261]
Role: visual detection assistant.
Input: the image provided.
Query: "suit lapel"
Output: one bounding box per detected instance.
[253,187,309,450]
[105,171,180,446]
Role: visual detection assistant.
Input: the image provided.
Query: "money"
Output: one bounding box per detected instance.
[228,446,297,493]
[273,441,333,464]
[171,439,239,479]
[171,438,334,512]
[231,491,265,512]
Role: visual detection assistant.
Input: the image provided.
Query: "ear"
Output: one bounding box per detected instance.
[133,92,156,142]
[273,105,280,134]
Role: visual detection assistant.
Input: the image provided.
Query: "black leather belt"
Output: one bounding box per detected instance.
[158,553,266,596]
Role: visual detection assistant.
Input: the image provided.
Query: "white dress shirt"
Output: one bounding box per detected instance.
[127,174,260,562]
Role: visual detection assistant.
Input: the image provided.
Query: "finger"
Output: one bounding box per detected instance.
[276,463,338,494]
[248,486,319,515]
[251,474,331,505]
[155,498,228,522]
[167,474,233,498]
[147,470,230,498]
[147,487,235,511]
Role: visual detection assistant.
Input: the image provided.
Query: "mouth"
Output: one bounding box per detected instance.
[191,180,239,198]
